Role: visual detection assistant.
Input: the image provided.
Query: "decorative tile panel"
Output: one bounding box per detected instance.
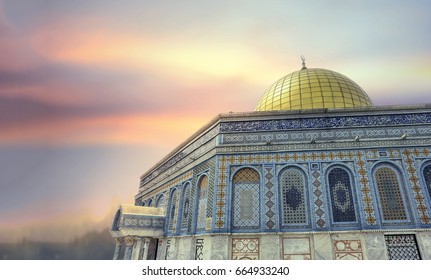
[165,240,171,260]
[144,171,193,198]
[215,156,228,229]
[333,240,363,260]
[402,149,431,224]
[232,183,260,230]
[263,165,277,230]
[219,113,431,133]
[311,168,326,229]
[232,238,259,260]
[141,126,218,188]
[356,152,377,225]
[280,168,307,226]
[195,239,204,260]
[213,148,428,231]
[385,234,421,260]
[328,168,356,223]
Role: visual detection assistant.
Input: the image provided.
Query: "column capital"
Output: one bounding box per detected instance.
[125,236,137,246]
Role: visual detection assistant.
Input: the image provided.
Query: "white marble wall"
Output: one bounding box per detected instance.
[416,231,431,259]
[152,230,431,260]
[363,233,387,260]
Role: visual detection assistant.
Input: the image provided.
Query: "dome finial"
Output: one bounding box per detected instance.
[301,55,307,70]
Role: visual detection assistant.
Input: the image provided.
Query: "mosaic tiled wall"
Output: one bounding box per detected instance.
[263,165,277,230]
[333,240,363,260]
[310,164,327,229]
[232,238,259,260]
[219,112,431,133]
[214,148,431,232]
[401,149,430,224]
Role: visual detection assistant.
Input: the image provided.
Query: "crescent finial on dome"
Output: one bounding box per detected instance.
[301,55,307,70]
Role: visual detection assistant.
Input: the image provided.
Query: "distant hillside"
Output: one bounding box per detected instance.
[0,227,114,260]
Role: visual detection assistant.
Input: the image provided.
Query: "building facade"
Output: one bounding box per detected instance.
[111,65,431,260]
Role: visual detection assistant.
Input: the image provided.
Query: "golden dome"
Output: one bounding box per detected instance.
[255,67,373,111]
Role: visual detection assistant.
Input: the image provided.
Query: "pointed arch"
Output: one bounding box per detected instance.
[374,165,408,221]
[181,183,192,232]
[327,166,357,223]
[279,167,308,226]
[231,167,261,231]
[196,175,208,231]
[422,162,431,201]
[156,194,166,208]
[167,189,179,234]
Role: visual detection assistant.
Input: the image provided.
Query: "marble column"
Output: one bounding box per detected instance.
[113,238,122,260]
[123,237,135,260]
[131,238,142,260]
[140,239,150,260]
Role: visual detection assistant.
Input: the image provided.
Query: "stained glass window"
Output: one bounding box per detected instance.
[375,167,407,221]
[280,168,307,225]
[232,168,260,230]
[196,175,208,231]
[328,167,356,223]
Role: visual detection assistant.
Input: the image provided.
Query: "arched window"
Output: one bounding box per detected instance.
[168,190,178,233]
[196,176,208,231]
[232,168,260,230]
[147,198,153,207]
[280,167,307,225]
[156,194,165,208]
[423,163,431,200]
[328,167,356,223]
[181,185,191,231]
[374,166,407,221]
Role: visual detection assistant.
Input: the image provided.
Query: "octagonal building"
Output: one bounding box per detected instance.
[111,62,431,260]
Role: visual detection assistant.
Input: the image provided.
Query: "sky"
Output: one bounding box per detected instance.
[0,0,430,242]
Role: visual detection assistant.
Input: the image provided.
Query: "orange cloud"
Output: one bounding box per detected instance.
[29,18,285,86]
[0,111,210,147]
